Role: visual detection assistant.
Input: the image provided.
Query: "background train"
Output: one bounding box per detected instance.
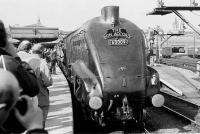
[62,6,164,133]
[161,46,188,58]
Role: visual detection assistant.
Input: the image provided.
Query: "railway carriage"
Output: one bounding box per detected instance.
[63,6,164,133]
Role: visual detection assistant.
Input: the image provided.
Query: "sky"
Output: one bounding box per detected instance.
[0,0,200,32]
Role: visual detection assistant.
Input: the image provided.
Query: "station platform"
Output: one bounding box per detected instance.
[152,64,200,105]
[45,67,73,134]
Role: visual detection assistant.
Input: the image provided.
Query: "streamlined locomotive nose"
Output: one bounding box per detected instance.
[63,6,164,131]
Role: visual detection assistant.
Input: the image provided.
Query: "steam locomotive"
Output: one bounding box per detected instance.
[62,6,164,133]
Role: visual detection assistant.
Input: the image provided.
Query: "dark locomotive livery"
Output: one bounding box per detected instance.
[63,6,164,132]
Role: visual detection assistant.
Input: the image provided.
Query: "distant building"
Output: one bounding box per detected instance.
[9,18,59,43]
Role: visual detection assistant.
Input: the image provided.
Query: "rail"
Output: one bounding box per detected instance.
[143,128,150,134]
[160,82,200,129]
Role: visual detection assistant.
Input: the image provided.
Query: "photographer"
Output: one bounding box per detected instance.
[0,20,40,133]
[0,69,48,134]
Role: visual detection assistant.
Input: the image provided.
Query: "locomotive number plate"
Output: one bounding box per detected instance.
[108,38,129,46]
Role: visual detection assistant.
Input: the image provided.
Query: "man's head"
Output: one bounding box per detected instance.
[0,69,20,125]
[0,20,18,57]
[18,40,32,52]
[31,43,43,54]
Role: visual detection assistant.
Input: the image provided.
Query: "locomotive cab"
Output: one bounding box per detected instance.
[63,6,164,133]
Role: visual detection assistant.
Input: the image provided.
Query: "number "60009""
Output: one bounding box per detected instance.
[109,39,129,46]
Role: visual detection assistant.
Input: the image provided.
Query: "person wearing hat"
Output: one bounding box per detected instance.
[31,43,53,128]
[17,40,32,59]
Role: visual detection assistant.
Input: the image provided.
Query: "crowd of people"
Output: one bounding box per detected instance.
[0,19,62,133]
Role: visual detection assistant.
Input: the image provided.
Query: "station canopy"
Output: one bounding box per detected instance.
[9,19,59,43]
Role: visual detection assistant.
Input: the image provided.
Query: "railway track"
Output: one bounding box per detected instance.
[143,128,150,134]
[162,105,200,129]
[160,83,200,129]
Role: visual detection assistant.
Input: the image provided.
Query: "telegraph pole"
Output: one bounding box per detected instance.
[155,26,161,63]
[156,31,159,63]
[193,33,196,58]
